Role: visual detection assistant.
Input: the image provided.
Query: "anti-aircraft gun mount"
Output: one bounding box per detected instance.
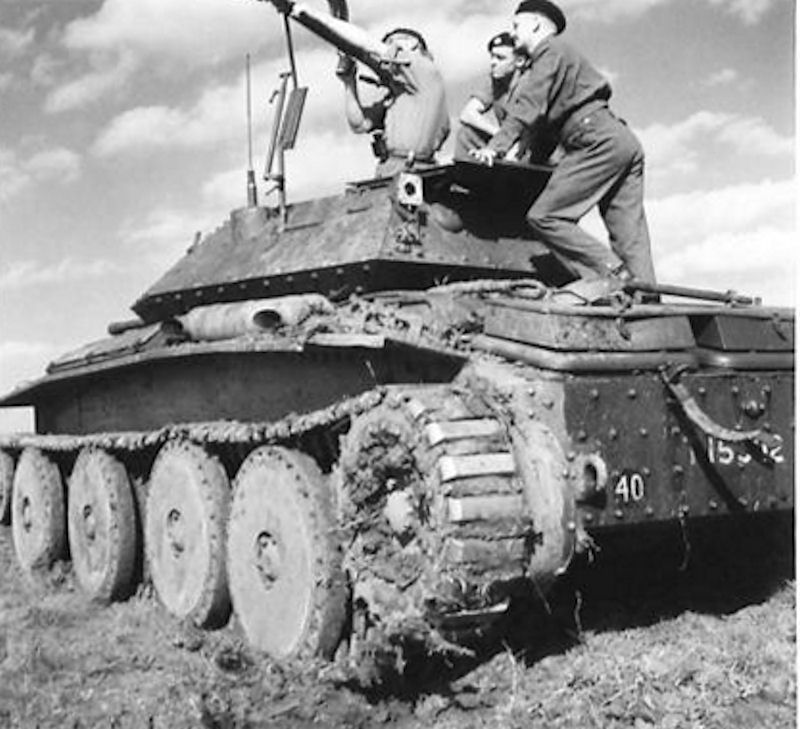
[0,0,793,678]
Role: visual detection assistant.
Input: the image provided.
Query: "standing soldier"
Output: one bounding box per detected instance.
[472,0,657,286]
[277,2,450,177]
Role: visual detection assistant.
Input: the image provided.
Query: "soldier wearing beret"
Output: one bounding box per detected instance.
[454,32,527,161]
[472,0,656,285]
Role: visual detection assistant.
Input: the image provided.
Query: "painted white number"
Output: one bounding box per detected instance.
[614,472,646,504]
[706,435,785,466]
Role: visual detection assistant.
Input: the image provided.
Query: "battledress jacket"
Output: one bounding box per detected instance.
[488,35,611,158]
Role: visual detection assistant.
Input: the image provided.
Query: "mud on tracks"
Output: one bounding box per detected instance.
[0,515,794,728]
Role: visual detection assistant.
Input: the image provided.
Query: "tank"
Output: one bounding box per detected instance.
[0,0,793,679]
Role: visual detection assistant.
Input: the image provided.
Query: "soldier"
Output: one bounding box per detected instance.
[471,0,657,286]
[280,2,450,177]
[454,32,526,161]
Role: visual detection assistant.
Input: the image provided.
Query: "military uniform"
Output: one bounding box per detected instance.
[489,34,656,283]
[362,49,450,177]
[454,74,518,160]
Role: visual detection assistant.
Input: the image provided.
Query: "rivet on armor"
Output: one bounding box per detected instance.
[583,513,594,524]
[609,428,618,440]
[673,465,684,476]
[670,426,681,437]
[262,280,270,287]
[698,387,707,397]
[577,430,588,442]
[639,428,648,437]
[590,389,600,400]
[567,521,576,532]
[731,385,740,395]
[709,500,718,510]
[645,506,654,517]
[739,497,748,507]
[627,389,637,399]
[543,399,555,410]
[614,509,624,520]
[362,263,371,273]
[566,451,576,462]
[642,467,652,476]
[763,422,772,432]
[527,387,536,397]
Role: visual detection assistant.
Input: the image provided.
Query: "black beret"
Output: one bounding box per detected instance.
[487,32,514,52]
[515,0,567,34]
[382,27,428,52]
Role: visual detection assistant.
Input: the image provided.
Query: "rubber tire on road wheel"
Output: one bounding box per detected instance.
[68,448,138,603]
[11,448,67,575]
[145,440,231,628]
[227,446,347,660]
[0,449,14,525]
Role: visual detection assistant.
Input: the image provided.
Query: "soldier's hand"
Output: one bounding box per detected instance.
[335,54,357,81]
[470,147,497,167]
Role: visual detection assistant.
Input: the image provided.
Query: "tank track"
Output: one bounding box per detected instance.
[337,386,536,676]
[0,388,386,455]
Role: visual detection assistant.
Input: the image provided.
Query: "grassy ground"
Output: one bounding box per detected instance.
[0,514,794,728]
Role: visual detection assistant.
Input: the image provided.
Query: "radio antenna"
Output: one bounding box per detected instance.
[245,53,258,207]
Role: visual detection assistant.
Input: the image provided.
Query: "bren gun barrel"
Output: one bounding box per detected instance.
[256,0,402,88]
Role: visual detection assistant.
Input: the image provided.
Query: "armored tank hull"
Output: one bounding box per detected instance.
[0,163,793,669]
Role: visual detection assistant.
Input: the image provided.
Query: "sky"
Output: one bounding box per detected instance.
[0,0,795,432]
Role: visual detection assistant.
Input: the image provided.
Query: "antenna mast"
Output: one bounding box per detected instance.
[245,54,258,208]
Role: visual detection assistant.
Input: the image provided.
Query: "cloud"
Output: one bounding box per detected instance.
[0,145,83,204]
[92,82,243,157]
[638,111,793,178]
[647,178,796,304]
[0,72,13,92]
[705,0,778,24]
[0,258,121,293]
[704,68,739,87]
[44,49,139,112]
[0,25,34,58]
[25,148,81,182]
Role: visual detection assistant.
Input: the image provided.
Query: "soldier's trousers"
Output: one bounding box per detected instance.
[526,106,656,283]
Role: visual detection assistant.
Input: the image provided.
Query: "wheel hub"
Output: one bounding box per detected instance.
[166,508,185,558]
[20,496,32,533]
[82,504,97,542]
[254,530,281,589]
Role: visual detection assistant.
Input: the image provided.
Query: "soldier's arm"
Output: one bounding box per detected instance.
[488,51,557,157]
[459,97,500,137]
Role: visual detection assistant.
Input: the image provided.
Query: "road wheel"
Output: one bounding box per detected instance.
[145,440,231,628]
[11,448,67,574]
[227,446,347,660]
[0,450,14,525]
[68,448,138,603]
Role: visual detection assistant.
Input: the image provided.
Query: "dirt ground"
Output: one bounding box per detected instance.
[0,514,795,729]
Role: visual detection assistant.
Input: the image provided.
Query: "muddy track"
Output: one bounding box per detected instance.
[0,513,793,729]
